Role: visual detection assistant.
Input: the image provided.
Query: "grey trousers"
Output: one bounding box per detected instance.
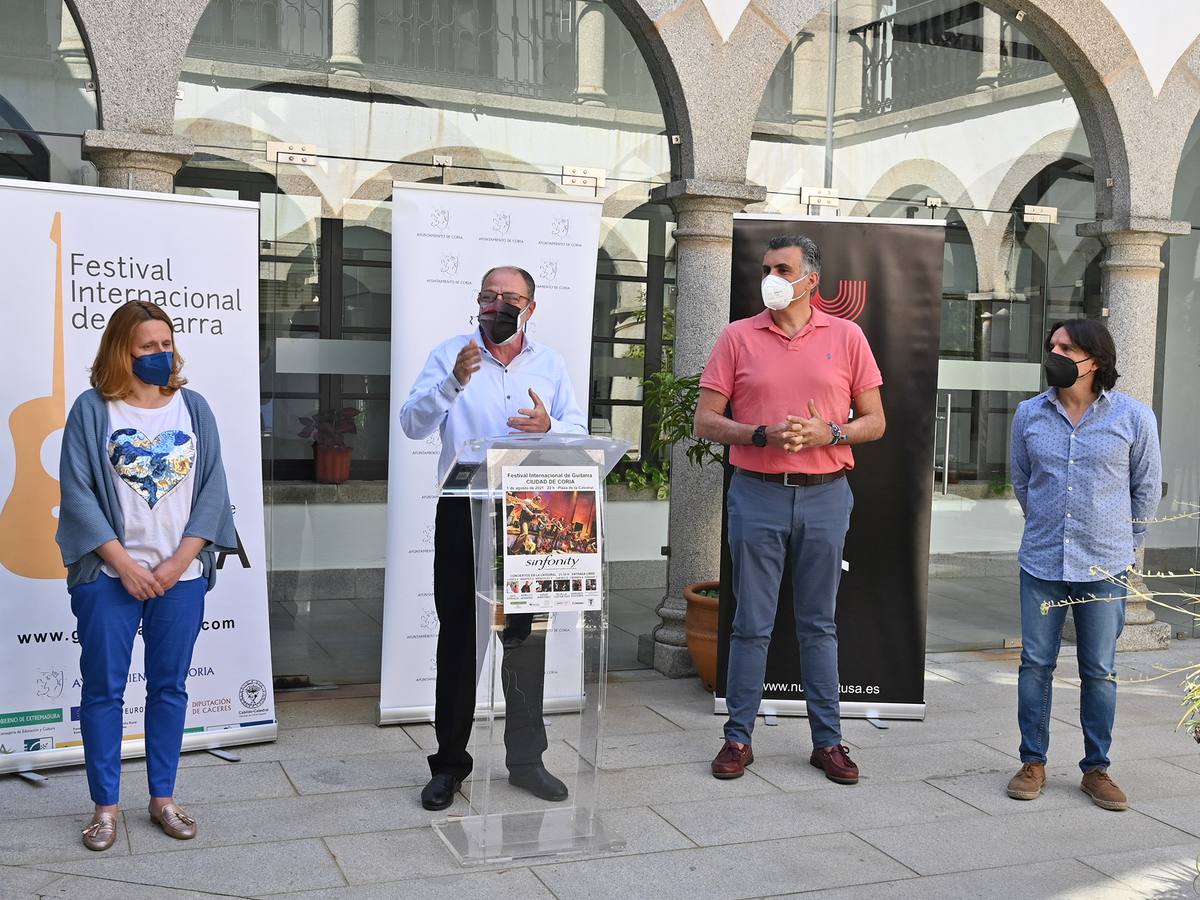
[723,470,853,748]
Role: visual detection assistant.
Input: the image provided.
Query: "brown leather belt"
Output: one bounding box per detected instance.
[736,467,846,487]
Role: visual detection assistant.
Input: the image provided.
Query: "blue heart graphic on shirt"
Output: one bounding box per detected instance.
[107,429,195,509]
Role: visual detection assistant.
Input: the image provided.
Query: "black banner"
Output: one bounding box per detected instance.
[716,216,945,714]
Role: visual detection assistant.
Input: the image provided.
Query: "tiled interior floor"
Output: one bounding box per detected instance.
[268,575,1200,686]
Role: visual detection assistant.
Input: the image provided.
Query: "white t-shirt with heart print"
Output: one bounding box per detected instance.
[100,390,202,582]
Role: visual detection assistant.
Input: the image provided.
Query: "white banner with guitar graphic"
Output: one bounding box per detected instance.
[380,182,602,723]
[0,179,274,773]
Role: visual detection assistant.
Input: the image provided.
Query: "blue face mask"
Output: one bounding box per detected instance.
[132,351,174,387]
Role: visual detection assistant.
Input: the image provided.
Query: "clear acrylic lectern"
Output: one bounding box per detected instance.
[433,434,630,865]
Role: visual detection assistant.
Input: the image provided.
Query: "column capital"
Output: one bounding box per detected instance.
[651,180,766,243]
[83,129,194,192]
[1076,217,1191,241]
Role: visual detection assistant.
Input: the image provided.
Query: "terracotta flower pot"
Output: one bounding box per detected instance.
[684,580,720,693]
[313,446,353,484]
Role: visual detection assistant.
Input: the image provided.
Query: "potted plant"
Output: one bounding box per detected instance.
[642,370,726,691]
[298,407,360,484]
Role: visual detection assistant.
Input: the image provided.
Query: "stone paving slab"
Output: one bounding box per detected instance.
[122,787,463,855]
[279,749,431,795]
[781,858,1137,899]
[749,739,1017,791]
[228,722,420,763]
[264,867,553,900]
[977,720,1200,764]
[0,863,61,896]
[274,698,379,729]
[594,762,780,810]
[0,811,133,866]
[1128,795,1200,839]
[531,832,917,899]
[854,806,1194,876]
[0,761,295,822]
[26,873,241,899]
[650,780,979,847]
[929,757,1200,817]
[34,837,347,896]
[1078,842,1200,897]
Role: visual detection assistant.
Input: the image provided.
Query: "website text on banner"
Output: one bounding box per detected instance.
[0,179,274,773]
[380,183,603,724]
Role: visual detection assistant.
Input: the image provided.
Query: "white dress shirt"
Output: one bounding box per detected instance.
[399,329,589,481]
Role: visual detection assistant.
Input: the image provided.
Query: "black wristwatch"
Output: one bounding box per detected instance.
[751,425,768,448]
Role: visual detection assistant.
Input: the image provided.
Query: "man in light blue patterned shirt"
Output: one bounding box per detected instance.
[1006,319,1161,812]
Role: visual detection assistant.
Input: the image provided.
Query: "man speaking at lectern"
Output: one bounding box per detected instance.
[400,265,587,811]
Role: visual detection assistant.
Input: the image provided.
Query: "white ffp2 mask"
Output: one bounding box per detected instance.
[761,273,810,310]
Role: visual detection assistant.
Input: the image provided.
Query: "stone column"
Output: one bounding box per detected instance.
[83,130,194,193]
[576,1,607,106]
[975,9,1001,91]
[330,0,364,76]
[639,179,765,677]
[834,0,875,122]
[789,22,827,121]
[56,5,93,81]
[1078,218,1190,650]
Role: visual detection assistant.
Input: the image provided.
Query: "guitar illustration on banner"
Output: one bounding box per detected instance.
[0,211,68,579]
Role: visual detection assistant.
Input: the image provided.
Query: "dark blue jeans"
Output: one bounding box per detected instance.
[71,574,206,806]
[724,471,852,749]
[1017,568,1126,772]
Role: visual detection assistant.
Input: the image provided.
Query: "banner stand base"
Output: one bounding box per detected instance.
[712,699,926,721]
[0,722,277,777]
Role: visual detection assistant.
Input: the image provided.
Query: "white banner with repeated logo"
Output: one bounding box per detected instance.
[380,182,602,723]
[0,180,275,773]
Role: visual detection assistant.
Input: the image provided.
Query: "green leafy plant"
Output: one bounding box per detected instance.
[607,458,670,500]
[643,370,724,469]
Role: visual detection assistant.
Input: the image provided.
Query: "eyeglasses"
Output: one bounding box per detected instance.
[477,290,532,308]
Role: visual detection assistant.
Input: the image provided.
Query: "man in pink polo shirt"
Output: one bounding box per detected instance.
[695,234,885,784]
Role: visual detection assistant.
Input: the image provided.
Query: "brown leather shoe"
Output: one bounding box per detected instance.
[810,745,859,784]
[149,802,197,840]
[81,811,118,851]
[711,740,753,779]
[1081,768,1128,811]
[1006,762,1046,800]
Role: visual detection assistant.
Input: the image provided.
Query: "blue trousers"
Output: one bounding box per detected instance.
[724,471,853,748]
[1018,568,1126,772]
[70,574,206,806]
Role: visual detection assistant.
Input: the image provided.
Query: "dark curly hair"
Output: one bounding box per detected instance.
[1044,319,1119,391]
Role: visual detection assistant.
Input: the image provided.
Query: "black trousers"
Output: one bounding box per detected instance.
[429,496,548,780]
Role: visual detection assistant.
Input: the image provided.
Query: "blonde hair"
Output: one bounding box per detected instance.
[90,301,187,400]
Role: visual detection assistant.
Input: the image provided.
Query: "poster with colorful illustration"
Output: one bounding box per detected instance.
[502,466,602,613]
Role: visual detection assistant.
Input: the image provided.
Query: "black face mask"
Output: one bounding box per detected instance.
[1044,351,1091,389]
[478,301,524,345]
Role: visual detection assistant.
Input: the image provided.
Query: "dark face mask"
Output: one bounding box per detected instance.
[1044,351,1091,389]
[478,301,525,345]
[132,351,174,387]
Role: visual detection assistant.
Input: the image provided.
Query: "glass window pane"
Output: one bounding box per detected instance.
[343,264,391,329]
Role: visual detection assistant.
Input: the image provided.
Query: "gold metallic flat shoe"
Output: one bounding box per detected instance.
[149,802,197,840]
[81,812,118,851]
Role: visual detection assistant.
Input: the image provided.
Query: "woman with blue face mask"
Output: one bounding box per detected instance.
[56,300,237,851]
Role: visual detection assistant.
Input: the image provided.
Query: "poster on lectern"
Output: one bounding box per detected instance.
[380,182,603,724]
[0,179,274,773]
[502,466,602,613]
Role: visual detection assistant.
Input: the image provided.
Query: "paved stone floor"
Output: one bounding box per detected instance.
[4,642,1200,899]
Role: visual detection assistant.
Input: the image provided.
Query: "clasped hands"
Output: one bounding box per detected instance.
[766,400,834,453]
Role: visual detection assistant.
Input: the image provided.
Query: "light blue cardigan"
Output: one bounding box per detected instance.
[56,387,238,592]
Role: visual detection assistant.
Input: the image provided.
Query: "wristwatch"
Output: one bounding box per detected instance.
[829,422,848,445]
[751,424,768,448]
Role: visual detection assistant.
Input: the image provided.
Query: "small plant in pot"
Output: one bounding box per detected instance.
[298,407,360,484]
[643,370,725,691]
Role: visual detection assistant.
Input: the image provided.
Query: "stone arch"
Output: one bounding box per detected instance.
[985,128,1091,218]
